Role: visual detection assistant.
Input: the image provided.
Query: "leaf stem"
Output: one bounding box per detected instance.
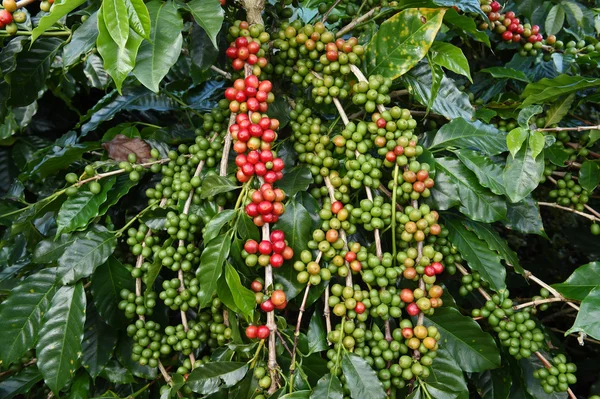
[336,7,378,37]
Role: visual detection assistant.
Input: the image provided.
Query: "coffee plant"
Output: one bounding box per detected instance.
[2,0,600,397]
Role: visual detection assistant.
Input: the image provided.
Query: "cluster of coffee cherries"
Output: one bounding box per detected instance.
[293,249,332,285]
[118,288,157,318]
[245,183,286,225]
[158,277,200,311]
[0,0,27,35]
[234,149,284,184]
[351,75,393,113]
[458,271,489,296]
[242,230,294,269]
[533,354,578,394]
[225,75,274,113]
[348,197,392,231]
[548,174,590,211]
[225,21,271,77]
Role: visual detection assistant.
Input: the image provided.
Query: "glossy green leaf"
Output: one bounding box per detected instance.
[102,0,129,49]
[0,269,56,366]
[507,127,528,158]
[366,8,446,79]
[273,196,312,254]
[307,309,328,355]
[443,8,490,46]
[566,287,600,340]
[8,38,62,107]
[503,140,544,203]
[204,210,236,244]
[133,0,183,93]
[454,149,505,196]
[63,12,98,67]
[98,175,137,216]
[341,353,386,399]
[198,232,232,308]
[99,360,135,384]
[517,105,543,129]
[0,366,43,399]
[462,219,523,274]
[579,160,600,192]
[545,144,569,167]
[37,283,86,394]
[432,158,507,223]
[553,262,600,301]
[0,37,28,76]
[125,0,151,39]
[144,238,173,295]
[427,347,468,397]
[277,164,313,198]
[473,367,512,399]
[96,10,143,93]
[310,374,343,399]
[57,225,117,285]
[430,42,471,82]
[56,177,116,236]
[480,67,530,83]
[546,4,565,35]
[185,0,224,49]
[521,75,600,107]
[224,263,255,319]
[504,196,546,236]
[90,256,134,328]
[235,213,260,241]
[201,175,239,199]
[426,118,506,156]
[187,362,248,395]
[68,372,90,399]
[82,306,118,378]
[402,61,474,120]
[445,215,506,292]
[280,391,311,399]
[434,0,486,17]
[33,234,75,263]
[529,131,545,160]
[31,0,87,43]
[424,307,501,372]
[190,22,219,83]
[545,94,575,127]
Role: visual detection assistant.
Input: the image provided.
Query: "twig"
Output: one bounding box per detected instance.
[522,269,580,312]
[16,0,39,9]
[537,124,600,132]
[565,142,600,159]
[324,287,332,341]
[321,0,343,23]
[513,297,573,310]
[548,327,600,345]
[456,263,492,301]
[218,114,236,212]
[290,282,312,378]
[538,202,600,223]
[584,204,600,219]
[534,352,577,399]
[336,8,378,37]
[76,156,177,187]
[276,330,294,357]
[210,65,232,79]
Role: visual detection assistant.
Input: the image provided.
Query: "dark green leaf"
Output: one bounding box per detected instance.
[341,353,386,399]
[204,210,236,244]
[133,0,183,93]
[445,215,506,292]
[579,160,600,192]
[26,143,100,178]
[545,94,575,127]
[503,140,544,203]
[277,164,312,198]
[235,213,260,242]
[310,374,343,399]
[190,22,218,83]
[224,263,255,319]
[430,42,471,81]
[56,177,116,236]
[454,149,505,196]
[425,118,506,156]
[125,0,151,39]
[307,309,328,355]
[98,175,137,216]
[31,0,87,42]
[403,62,474,120]
[115,336,157,379]
[424,307,501,372]
[0,37,28,76]
[37,283,87,394]
[63,12,98,67]
[480,67,531,83]
[427,347,468,396]
[99,359,135,384]
[279,392,310,399]
[84,54,110,89]
[198,233,232,308]
[273,196,312,254]
[187,362,248,395]
[473,367,512,399]
[545,4,565,35]
[366,8,446,79]
[504,196,545,236]
[144,237,173,295]
[82,306,118,378]
[90,256,134,328]
[0,269,56,366]
[102,0,129,49]
[443,9,490,46]
[8,38,62,107]
[517,105,543,129]
[201,175,239,199]
[96,10,143,93]
[544,144,569,167]
[0,366,43,399]
[521,75,600,107]
[432,158,507,223]
[33,234,75,263]
[57,225,117,285]
[216,275,241,314]
[68,372,90,399]
[553,262,600,301]
[185,0,224,48]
